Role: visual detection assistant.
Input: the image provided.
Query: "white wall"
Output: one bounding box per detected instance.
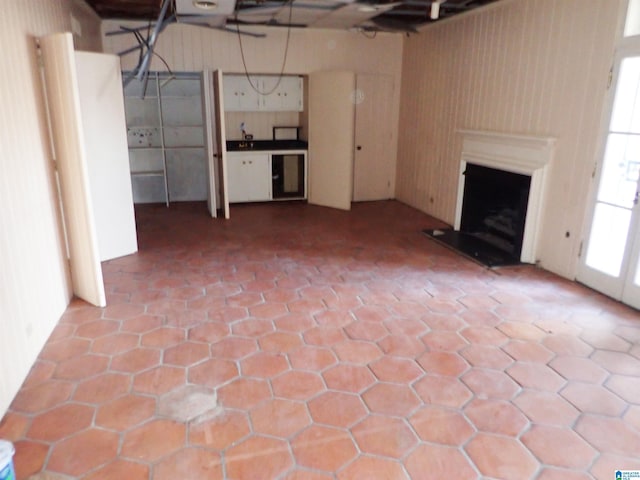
[0,0,102,415]
[396,0,624,279]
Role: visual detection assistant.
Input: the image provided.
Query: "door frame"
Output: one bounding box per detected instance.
[577,43,640,309]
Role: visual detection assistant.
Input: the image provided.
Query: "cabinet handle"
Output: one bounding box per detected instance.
[249,161,253,164]
[357,145,362,151]
[242,161,246,165]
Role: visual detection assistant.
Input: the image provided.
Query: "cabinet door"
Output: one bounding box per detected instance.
[227,153,271,202]
[246,154,271,201]
[223,75,260,111]
[227,154,251,202]
[260,76,303,111]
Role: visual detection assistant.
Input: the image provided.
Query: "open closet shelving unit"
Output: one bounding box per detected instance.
[123,72,207,206]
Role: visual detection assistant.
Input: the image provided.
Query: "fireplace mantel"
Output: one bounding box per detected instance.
[455,130,556,264]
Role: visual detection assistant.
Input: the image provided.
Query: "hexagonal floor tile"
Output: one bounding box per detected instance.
[413,374,473,408]
[574,414,640,457]
[189,410,251,450]
[110,348,161,374]
[158,385,218,422]
[210,337,257,360]
[409,405,474,446]
[417,351,468,376]
[465,433,538,480]
[561,382,627,416]
[377,334,426,358]
[308,391,367,428]
[241,352,289,378]
[141,327,185,348]
[121,419,186,462]
[606,374,640,404]
[362,383,421,417]
[154,447,223,480]
[333,340,383,364]
[460,344,514,370]
[11,381,75,414]
[464,398,529,436]
[272,371,325,400]
[548,356,609,384]
[27,403,94,442]
[461,368,520,400]
[250,398,311,438]
[514,390,579,426]
[133,365,186,395]
[73,373,131,404]
[506,362,566,392]
[83,459,150,480]
[337,455,409,480]
[291,425,358,472]
[188,358,239,388]
[370,356,424,383]
[226,436,293,479]
[289,346,337,372]
[406,444,477,480]
[48,429,119,477]
[351,415,418,459]
[521,425,596,469]
[95,394,156,431]
[217,377,271,409]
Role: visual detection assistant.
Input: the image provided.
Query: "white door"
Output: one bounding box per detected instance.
[202,71,218,218]
[308,71,355,211]
[353,74,396,201]
[578,51,640,310]
[214,70,230,219]
[40,33,106,307]
[75,51,138,262]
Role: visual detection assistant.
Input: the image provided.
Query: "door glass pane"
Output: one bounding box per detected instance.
[610,58,640,133]
[625,0,640,37]
[585,203,631,277]
[598,133,640,208]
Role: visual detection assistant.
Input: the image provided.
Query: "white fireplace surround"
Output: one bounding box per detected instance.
[455,130,556,264]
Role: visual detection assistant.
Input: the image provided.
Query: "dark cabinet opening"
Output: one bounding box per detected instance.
[272,154,305,199]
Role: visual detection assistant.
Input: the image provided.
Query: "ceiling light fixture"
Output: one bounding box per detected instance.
[193,0,218,10]
[430,0,441,19]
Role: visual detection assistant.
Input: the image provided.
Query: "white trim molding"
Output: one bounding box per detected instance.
[455,130,556,264]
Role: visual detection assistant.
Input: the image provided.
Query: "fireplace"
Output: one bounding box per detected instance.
[425,130,555,267]
[461,163,531,258]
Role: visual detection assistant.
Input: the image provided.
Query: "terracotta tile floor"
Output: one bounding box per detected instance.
[2,200,640,479]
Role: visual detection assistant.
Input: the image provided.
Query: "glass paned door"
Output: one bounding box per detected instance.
[578,54,640,309]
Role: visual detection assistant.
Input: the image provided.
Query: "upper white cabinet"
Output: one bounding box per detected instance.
[223,74,260,111]
[260,76,303,111]
[223,74,303,112]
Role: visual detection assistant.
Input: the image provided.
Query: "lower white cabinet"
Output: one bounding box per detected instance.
[227,152,271,203]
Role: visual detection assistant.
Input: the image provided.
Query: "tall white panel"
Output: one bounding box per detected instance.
[40,32,106,307]
[75,51,138,261]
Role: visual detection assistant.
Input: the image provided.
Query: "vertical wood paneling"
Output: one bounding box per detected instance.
[396,0,622,278]
[0,0,101,416]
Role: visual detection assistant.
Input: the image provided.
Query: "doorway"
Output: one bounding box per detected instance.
[578,50,640,310]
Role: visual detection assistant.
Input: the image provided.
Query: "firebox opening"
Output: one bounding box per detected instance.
[423,163,532,268]
[461,163,531,257]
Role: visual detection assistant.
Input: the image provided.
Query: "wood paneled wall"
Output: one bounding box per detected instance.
[0,0,102,415]
[396,0,624,278]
